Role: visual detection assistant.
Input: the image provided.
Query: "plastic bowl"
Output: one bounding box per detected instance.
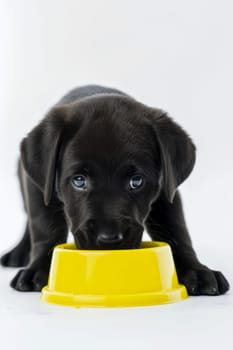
[41,241,188,308]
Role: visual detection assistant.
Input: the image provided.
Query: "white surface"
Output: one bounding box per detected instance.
[0,262,232,350]
[0,0,233,349]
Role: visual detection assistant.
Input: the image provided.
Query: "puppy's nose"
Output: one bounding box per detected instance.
[97,232,124,245]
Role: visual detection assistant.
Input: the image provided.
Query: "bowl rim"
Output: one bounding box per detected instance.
[53,241,170,255]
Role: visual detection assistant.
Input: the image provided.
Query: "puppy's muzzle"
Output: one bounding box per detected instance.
[75,218,143,250]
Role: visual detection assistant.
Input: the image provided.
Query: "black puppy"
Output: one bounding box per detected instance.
[1,85,230,295]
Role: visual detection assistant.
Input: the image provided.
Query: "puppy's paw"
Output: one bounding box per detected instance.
[177,267,230,296]
[10,268,48,292]
[1,249,29,267]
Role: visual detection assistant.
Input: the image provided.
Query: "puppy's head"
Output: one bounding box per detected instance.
[21,94,195,249]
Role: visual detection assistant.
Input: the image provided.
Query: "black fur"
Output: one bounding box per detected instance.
[1,85,230,295]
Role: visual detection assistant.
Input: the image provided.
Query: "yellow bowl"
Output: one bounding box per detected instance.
[41,241,188,308]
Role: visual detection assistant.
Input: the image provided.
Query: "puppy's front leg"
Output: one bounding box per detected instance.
[145,191,230,295]
[11,182,68,292]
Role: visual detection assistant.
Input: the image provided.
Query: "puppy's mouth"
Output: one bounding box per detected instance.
[73,228,143,250]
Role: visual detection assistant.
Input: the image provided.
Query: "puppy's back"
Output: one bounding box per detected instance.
[57,85,127,106]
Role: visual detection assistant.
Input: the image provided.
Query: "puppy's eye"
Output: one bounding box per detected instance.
[71,175,88,190]
[129,175,144,190]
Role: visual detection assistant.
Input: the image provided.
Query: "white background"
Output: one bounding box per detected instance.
[0,1,232,349]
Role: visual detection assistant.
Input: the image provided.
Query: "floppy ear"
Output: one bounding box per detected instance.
[150,111,196,203]
[20,107,67,206]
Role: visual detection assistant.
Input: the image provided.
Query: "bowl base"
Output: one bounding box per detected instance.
[41,285,188,308]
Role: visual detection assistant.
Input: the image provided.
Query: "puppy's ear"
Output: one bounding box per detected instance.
[20,107,67,206]
[150,110,196,203]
